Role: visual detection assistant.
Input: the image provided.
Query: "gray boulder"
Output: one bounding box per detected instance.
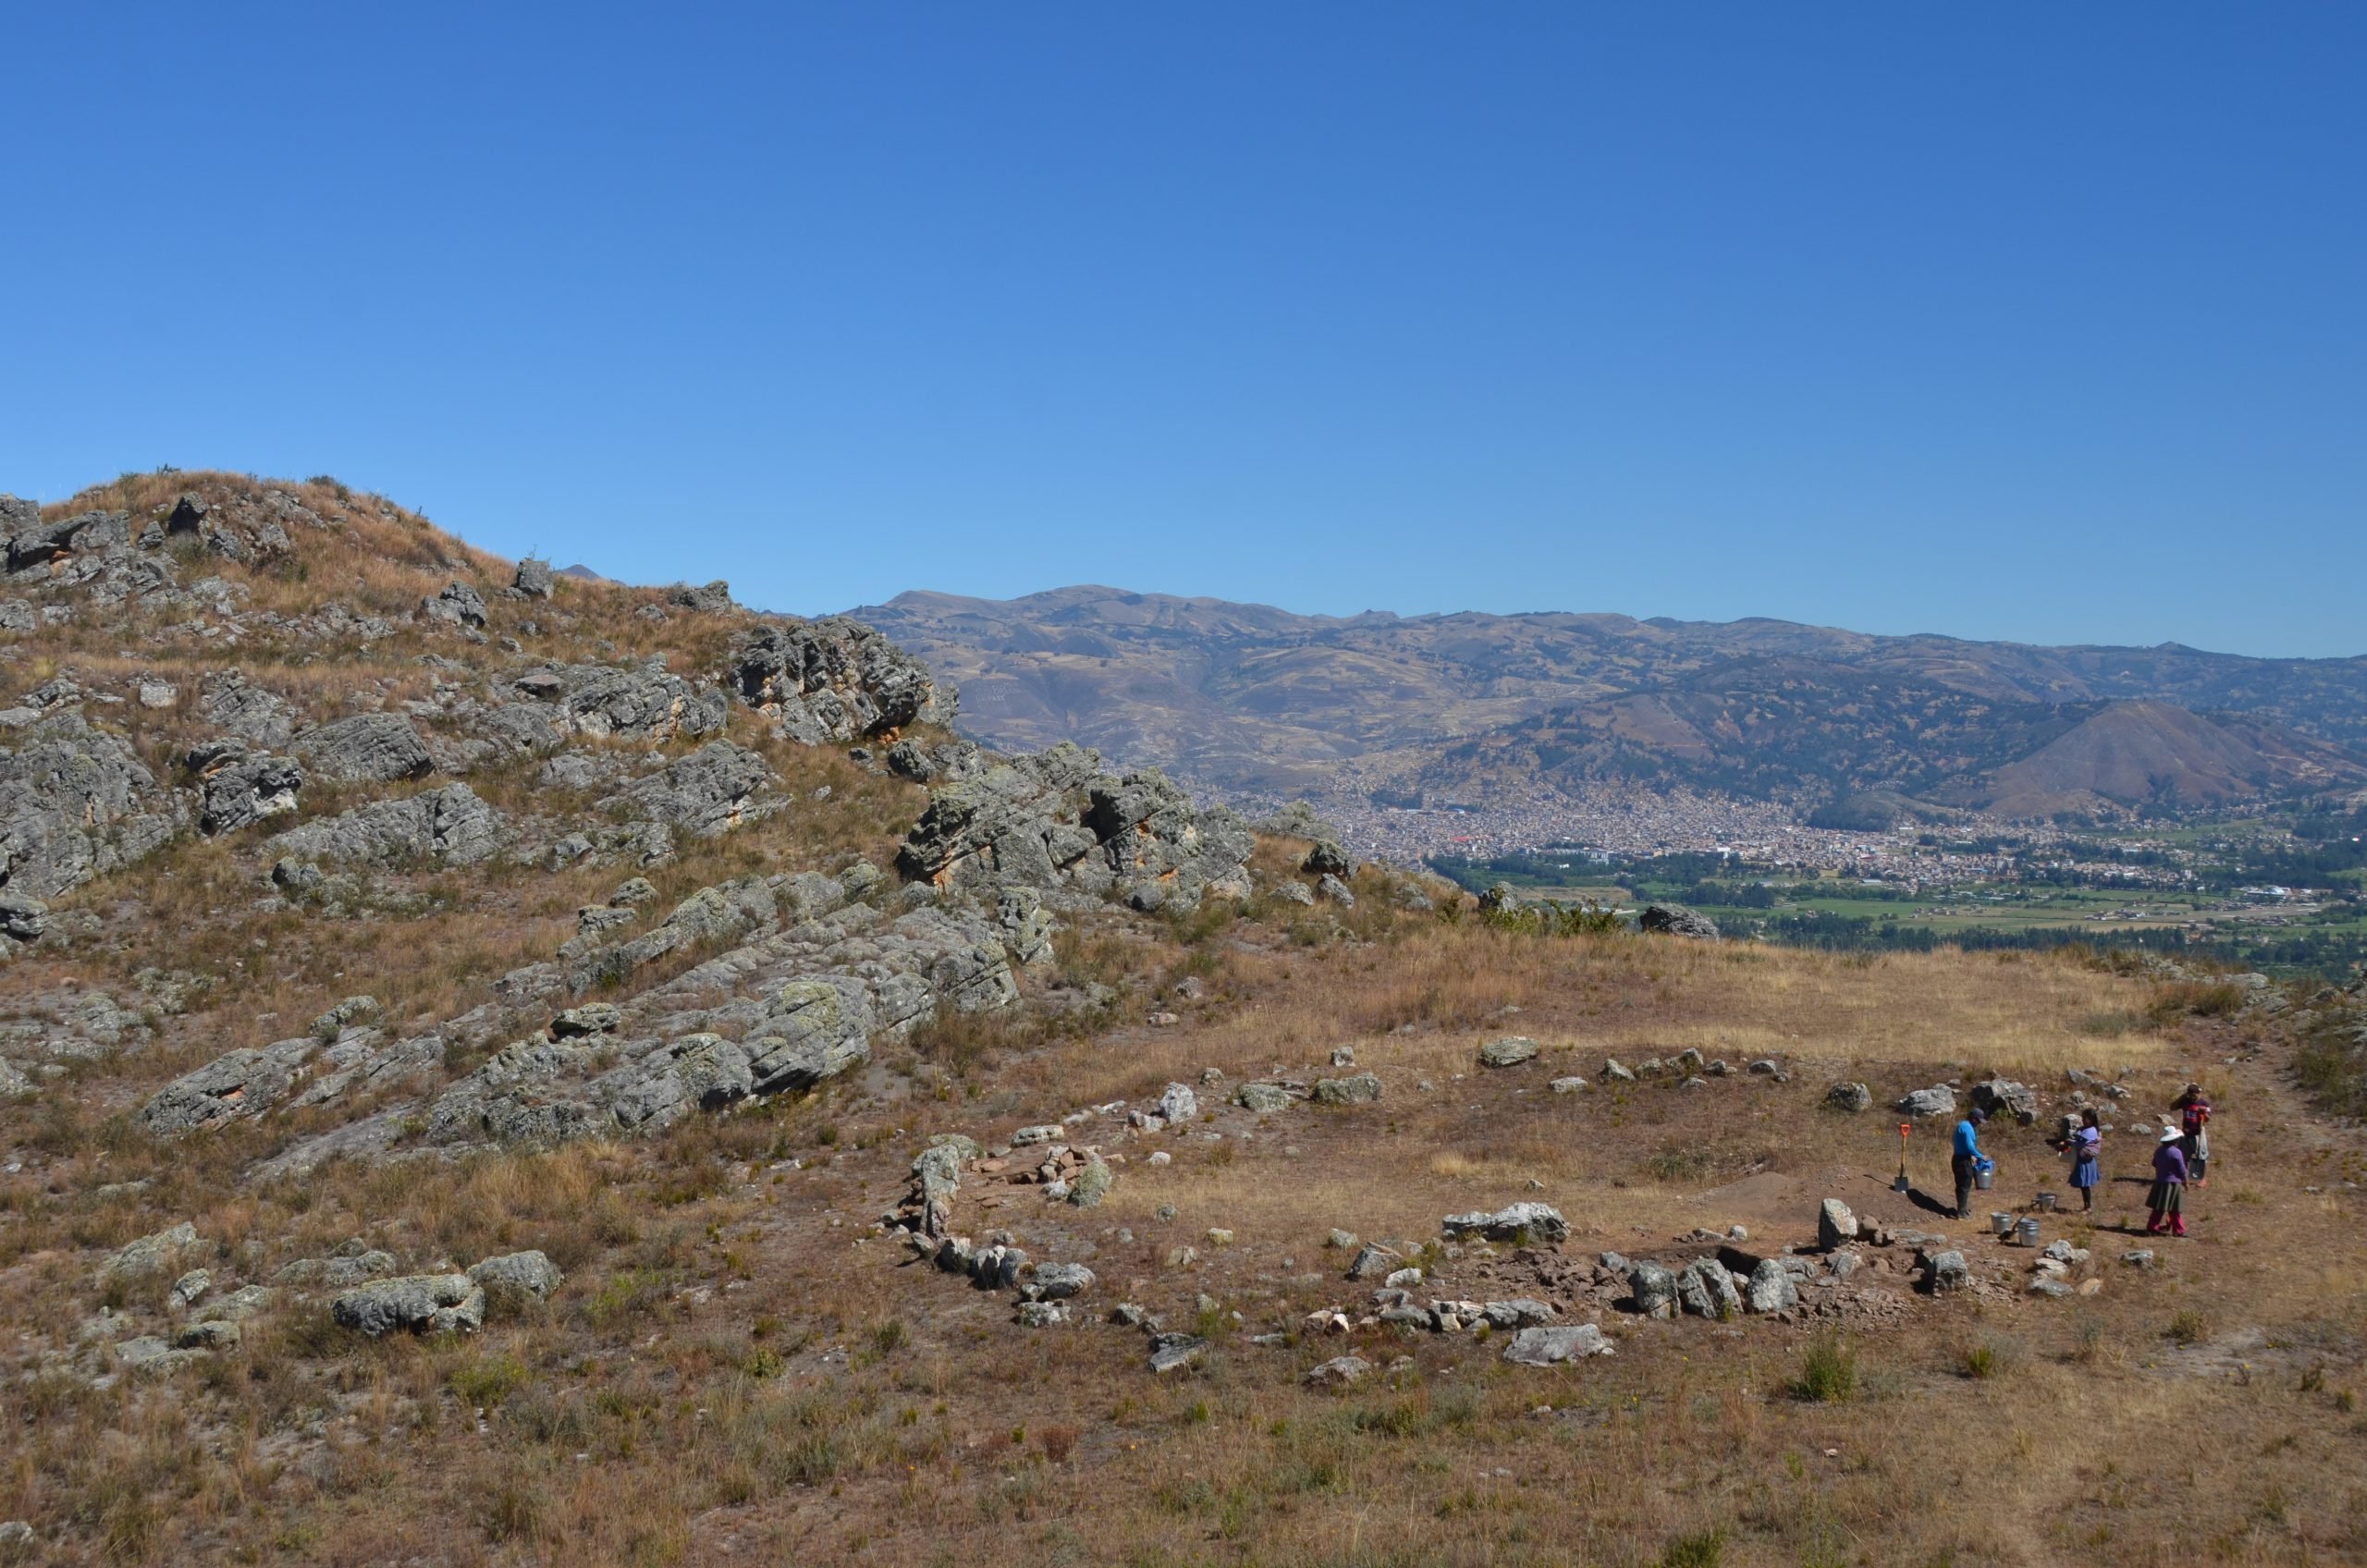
[1629,1262,1678,1319]
[1478,1035,1539,1069]
[0,890,47,943]
[668,581,732,612]
[1825,1082,1873,1112]
[514,661,728,743]
[1502,1324,1613,1365]
[596,741,778,837]
[1924,1250,1969,1293]
[1315,873,1356,906]
[1441,1202,1567,1244]
[1312,1072,1382,1106]
[1676,1257,1742,1318]
[1638,904,1719,938]
[199,671,296,747]
[1897,1085,1956,1119]
[291,714,432,783]
[1970,1077,2038,1125]
[1,713,181,895]
[1156,1083,1198,1122]
[1304,1354,1372,1387]
[733,619,947,741]
[269,782,504,866]
[513,557,556,598]
[1303,839,1353,877]
[1744,1258,1798,1313]
[332,1273,484,1335]
[102,1222,202,1283]
[1233,1082,1294,1113]
[1817,1199,1858,1251]
[189,741,304,835]
[1029,1262,1096,1301]
[142,1038,316,1134]
[1147,1332,1208,1375]
[468,1250,563,1303]
[422,581,489,628]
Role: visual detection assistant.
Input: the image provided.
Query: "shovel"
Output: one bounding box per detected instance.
[1894,1121,1912,1193]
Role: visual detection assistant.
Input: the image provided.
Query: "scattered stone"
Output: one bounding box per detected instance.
[2121,1250,2156,1270]
[1330,1045,1355,1067]
[1030,1263,1096,1300]
[169,1268,211,1310]
[1817,1199,1858,1251]
[175,1318,242,1351]
[1315,873,1355,907]
[1676,1258,1742,1319]
[1157,1083,1198,1122]
[332,1273,484,1335]
[1502,1324,1614,1365]
[1897,1085,1957,1118]
[1304,1354,1373,1387]
[1825,1082,1872,1112]
[1233,1082,1294,1113]
[1602,1059,1636,1083]
[1744,1258,1798,1313]
[101,1222,202,1283]
[1147,1333,1207,1374]
[1346,1244,1400,1281]
[1478,1035,1539,1069]
[1312,1072,1382,1106]
[1550,1075,1590,1095]
[1923,1251,1969,1293]
[1970,1077,2038,1125]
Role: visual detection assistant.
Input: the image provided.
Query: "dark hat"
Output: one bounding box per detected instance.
[1968,1108,1988,1122]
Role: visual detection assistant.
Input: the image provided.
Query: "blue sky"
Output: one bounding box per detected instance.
[4,5,2361,656]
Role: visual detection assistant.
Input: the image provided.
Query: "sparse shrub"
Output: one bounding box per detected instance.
[2167,1308,2209,1346]
[872,1318,908,1355]
[1789,1336,1858,1403]
[1658,1526,1727,1568]
[448,1353,529,1409]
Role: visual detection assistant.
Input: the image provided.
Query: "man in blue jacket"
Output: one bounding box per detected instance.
[1952,1108,1989,1219]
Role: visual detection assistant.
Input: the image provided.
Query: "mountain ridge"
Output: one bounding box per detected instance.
[854,584,2367,817]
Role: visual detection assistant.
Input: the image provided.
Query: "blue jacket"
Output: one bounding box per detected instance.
[1953,1118,1984,1161]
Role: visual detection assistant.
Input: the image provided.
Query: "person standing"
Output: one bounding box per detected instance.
[2173,1083,2213,1187]
[2068,1108,2102,1213]
[1952,1108,1990,1219]
[2147,1126,2189,1236]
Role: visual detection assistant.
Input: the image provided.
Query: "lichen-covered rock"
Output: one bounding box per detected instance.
[332,1273,484,1335]
[1676,1257,1742,1318]
[894,742,1253,913]
[596,741,778,837]
[1817,1198,1858,1251]
[142,1038,317,1134]
[1233,1082,1294,1113]
[1478,1035,1539,1069]
[421,581,488,628]
[1630,1261,1678,1319]
[268,782,504,865]
[199,671,296,747]
[733,619,947,742]
[188,741,305,835]
[1745,1257,1798,1313]
[512,660,728,743]
[1502,1324,1613,1366]
[1825,1081,1873,1112]
[0,713,181,895]
[468,1250,563,1303]
[1312,1072,1382,1106]
[1970,1077,2038,1125]
[101,1222,202,1283]
[513,557,556,598]
[290,714,434,784]
[1442,1203,1567,1244]
[1924,1250,1969,1293]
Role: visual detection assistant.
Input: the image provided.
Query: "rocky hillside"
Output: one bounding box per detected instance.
[856,585,2367,815]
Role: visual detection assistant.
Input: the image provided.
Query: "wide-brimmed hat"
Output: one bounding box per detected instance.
[2159,1127,2183,1144]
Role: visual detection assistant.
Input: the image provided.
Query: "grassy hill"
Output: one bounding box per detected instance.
[0,476,2362,1564]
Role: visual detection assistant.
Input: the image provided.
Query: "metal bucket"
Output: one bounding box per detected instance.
[2015,1217,2041,1247]
[1991,1212,2014,1236]
[1975,1167,1994,1191]
[2036,1192,2059,1213]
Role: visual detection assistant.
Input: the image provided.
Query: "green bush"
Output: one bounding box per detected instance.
[1789,1336,1858,1403]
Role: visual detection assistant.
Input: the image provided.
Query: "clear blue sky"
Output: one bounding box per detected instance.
[5,6,2361,656]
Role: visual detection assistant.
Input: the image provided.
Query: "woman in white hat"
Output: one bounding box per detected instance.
[2146,1125,2189,1237]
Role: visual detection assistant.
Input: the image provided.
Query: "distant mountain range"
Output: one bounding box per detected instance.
[852,586,2367,821]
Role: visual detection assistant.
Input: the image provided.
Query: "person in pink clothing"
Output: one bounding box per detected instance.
[2146,1126,2189,1237]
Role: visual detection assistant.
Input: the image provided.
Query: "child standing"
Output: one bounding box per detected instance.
[2068,1108,2102,1213]
[2174,1083,2213,1187]
[2147,1126,2189,1237]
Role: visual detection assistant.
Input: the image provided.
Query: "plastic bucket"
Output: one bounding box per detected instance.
[1991,1212,2014,1236]
[2036,1192,2059,1212]
[2015,1218,2041,1247]
[1975,1167,1994,1191]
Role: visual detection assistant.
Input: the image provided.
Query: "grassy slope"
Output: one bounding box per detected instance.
[0,477,2362,1565]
